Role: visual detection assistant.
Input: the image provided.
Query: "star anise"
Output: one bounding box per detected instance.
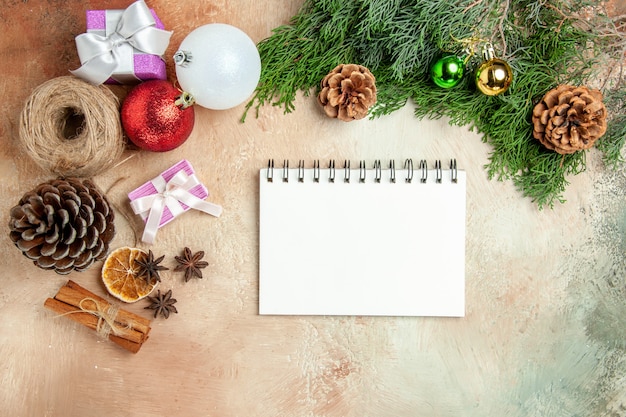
[144,289,178,319]
[174,247,209,282]
[135,250,168,283]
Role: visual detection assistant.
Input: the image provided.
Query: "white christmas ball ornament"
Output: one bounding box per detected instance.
[174,24,261,110]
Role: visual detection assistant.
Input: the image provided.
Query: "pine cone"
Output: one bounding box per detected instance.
[532,84,607,154]
[318,64,377,121]
[8,178,115,274]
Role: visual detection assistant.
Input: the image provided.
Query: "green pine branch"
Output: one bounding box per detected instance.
[243,0,626,208]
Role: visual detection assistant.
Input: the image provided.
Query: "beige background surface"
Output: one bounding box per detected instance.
[1,1,625,416]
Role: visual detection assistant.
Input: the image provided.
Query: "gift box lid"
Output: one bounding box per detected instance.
[86,7,165,32]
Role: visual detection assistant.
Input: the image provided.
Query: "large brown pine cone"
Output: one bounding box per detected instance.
[318,64,377,122]
[532,84,607,154]
[8,178,115,274]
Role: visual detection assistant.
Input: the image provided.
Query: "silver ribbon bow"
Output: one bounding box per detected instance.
[71,0,172,85]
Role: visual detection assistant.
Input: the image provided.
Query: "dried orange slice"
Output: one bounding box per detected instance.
[102,247,158,303]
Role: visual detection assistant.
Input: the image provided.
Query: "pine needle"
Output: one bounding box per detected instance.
[243,0,626,208]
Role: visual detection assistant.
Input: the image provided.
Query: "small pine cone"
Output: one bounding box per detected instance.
[532,84,607,154]
[8,178,115,274]
[318,64,377,122]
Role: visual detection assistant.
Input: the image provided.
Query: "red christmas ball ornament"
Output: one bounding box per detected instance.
[121,80,195,152]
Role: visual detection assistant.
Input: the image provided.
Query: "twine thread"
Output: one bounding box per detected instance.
[57,297,131,340]
[19,76,125,177]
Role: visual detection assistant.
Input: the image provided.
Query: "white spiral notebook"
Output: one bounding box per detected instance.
[259,159,466,317]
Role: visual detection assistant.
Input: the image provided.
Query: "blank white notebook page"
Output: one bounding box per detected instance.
[259,162,466,317]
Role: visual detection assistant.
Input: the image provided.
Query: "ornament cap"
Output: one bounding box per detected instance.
[481,44,495,61]
[175,92,196,109]
[173,50,192,67]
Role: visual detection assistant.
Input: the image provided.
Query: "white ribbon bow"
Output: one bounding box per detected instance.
[71,0,172,85]
[130,170,223,244]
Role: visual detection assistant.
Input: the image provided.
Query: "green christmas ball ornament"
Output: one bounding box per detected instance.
[430,54,465,88]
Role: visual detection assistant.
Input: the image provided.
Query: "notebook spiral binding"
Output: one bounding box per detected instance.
[266,159,459,184]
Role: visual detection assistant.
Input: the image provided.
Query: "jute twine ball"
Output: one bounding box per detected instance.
[19,76,125,177]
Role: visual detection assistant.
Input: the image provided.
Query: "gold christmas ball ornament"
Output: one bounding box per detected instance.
[475,46,513,96]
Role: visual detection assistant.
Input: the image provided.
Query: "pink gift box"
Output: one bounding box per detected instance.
[128,160,209,228]
[86,7,167,84]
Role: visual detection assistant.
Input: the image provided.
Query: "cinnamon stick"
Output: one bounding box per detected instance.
[62,281,151,336]
[44,280,151,353]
